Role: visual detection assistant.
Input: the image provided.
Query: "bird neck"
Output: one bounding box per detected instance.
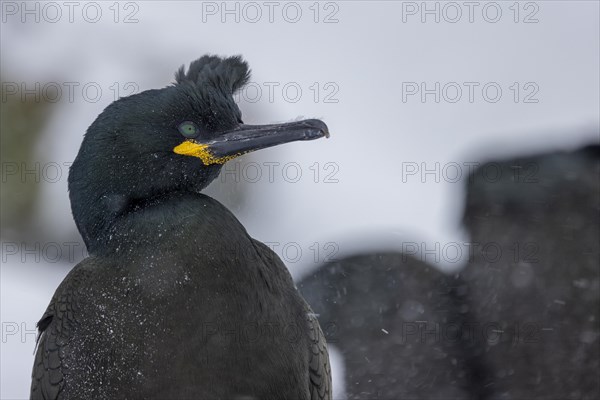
[68,149,222,255]
[71,187,206,256]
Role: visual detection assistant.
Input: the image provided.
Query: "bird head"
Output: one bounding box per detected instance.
[68,55,329,251]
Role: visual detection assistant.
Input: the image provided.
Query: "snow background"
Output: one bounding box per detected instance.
[1,1,598,398]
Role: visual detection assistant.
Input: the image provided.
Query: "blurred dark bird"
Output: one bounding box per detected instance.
[299,252,490,400]
[458,144,600,400]
[30,55,331,400]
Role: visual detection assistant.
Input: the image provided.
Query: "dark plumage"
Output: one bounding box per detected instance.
[299,253,489,400]
[458,145,600,399]
[31,55,331,399]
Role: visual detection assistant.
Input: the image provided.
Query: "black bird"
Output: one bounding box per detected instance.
[30,55,331,400]
[299,253,489,400]
[458,145,600,399]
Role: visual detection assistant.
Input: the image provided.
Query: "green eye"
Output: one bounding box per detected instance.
[178,121,199,138]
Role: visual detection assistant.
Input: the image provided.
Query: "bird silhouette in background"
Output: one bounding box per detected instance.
[30,55,331,400]
[299,253,490,400]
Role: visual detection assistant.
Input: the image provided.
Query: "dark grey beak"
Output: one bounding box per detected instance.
[207,119,329,158]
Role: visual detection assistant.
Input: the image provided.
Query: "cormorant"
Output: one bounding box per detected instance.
[299,252,490,399]
[30,55,331,399]
[458,145,600,399]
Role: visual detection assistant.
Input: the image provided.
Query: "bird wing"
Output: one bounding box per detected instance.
[250,239,332,400]
[306,307,332,400]
[30,260,93,400]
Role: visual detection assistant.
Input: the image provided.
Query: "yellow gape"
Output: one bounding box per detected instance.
[173,141,241,165]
